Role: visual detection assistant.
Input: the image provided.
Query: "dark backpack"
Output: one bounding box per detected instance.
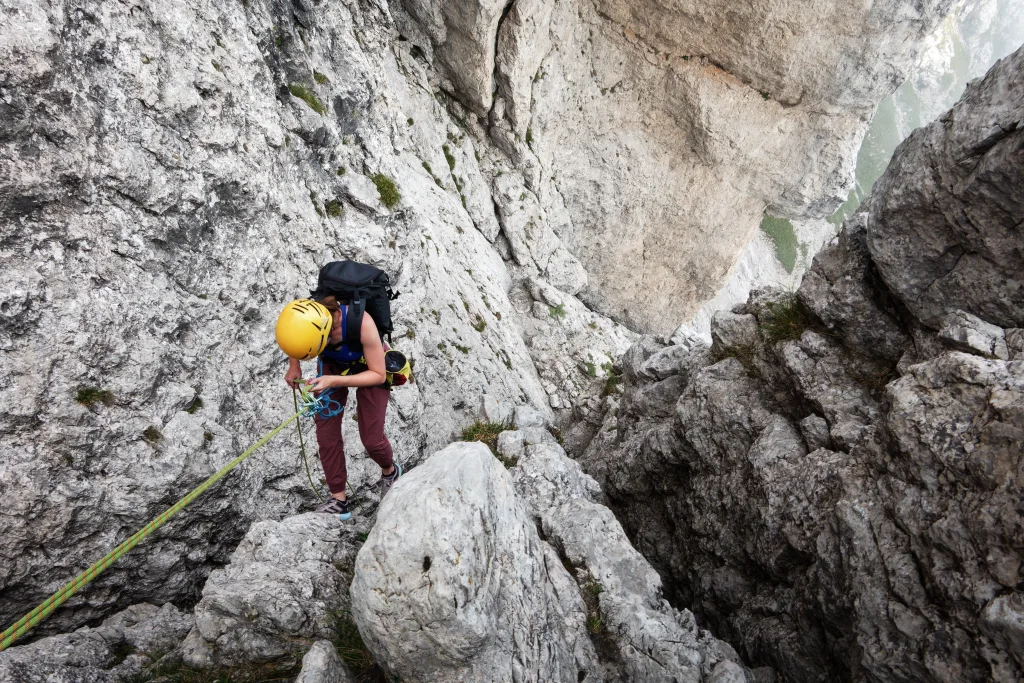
[310,260,398,351]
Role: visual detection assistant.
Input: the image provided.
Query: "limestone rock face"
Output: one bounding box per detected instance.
[0,0,963,650]
[0,0,573,636]
[393,0,956,333]
[350,430,750,683]
[594,0,955,113]
[579,47,1024,683]
[867,47,1024,329]
[182,513,366,668]
[295,641,356,683]
[0,603,193,683]
[939,309,1010,359]
[349,441,595,683]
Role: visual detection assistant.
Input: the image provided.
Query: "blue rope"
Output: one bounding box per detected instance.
[297,375,344,420]
[311,389,344,419]
[294,360,345,420]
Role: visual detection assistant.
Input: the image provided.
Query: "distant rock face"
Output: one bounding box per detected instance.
[867,46,1024,329]
[580,46,1024,683]
[391,0,955,332]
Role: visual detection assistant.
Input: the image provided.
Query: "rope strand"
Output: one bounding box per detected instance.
[0,410,300,651]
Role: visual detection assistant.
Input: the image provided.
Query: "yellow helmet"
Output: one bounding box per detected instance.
[275,299,332,360]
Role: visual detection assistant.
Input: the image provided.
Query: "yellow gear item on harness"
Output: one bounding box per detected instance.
[385,350,411,386]
[275,299,331,360]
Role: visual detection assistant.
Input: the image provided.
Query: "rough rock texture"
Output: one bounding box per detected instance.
[350,441,596,682]
[0,0,959,648]
[594,0,955,114]
[295,640,356,683]
[351,432,751,682]
[580,47,1024,683]
[0,603,193,683]
[867,45,1024,328]
[487,0,953,332]
[0,0,635,637]
[506,420,753,683]
[939,309,1010,359]
[181,512,367,668]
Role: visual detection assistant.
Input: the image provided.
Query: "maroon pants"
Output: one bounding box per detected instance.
[314,383,394,495]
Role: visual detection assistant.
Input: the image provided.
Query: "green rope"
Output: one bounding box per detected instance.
[0,410,300,652]
[293,387,325,503]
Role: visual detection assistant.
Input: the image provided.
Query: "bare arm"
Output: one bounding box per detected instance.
[284,357,302,387]
[309,313,386,390]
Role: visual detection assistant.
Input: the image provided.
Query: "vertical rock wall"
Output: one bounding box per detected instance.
[0,0,961,645]
[391,0,956,332]
[580,46,1024,683]
[0,0,567,635]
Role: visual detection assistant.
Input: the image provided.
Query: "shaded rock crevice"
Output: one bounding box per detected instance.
[580,45,1024,683]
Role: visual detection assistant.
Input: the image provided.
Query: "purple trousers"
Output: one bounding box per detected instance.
[314,383,394,494]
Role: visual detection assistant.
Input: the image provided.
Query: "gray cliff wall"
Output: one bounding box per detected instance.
[0,0,561,635]
[581,46,1024,682]
[0,0,955,643]
[392,0,956,332]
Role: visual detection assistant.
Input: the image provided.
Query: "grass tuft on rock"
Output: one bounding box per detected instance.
[325,199,343,217]
[759,295,811,344]
[288,83,327,115]
[143,426,163,443]
[330,610,381,678]
[601,366,622,396]
[460,419,513,461]
[125,657,300,683]
[370,173,401,209]
[76,387,115,407]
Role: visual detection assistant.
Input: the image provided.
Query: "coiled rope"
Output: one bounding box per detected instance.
[0,384,336,652]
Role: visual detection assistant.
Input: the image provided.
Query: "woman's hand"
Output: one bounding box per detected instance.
[305,375,341,393]
[285,361,302,388]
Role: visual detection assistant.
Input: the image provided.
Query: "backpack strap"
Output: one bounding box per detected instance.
[345,299,366,352]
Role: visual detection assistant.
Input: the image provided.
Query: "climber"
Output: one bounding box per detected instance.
[276,290,401,521]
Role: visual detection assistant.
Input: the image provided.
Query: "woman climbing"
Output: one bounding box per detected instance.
[275,261,402,521]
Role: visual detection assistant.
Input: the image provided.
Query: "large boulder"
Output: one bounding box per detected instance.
[867,47,1024,329]
[351,431,752,682]
[349,441,595,682]
[182,513,366,668]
